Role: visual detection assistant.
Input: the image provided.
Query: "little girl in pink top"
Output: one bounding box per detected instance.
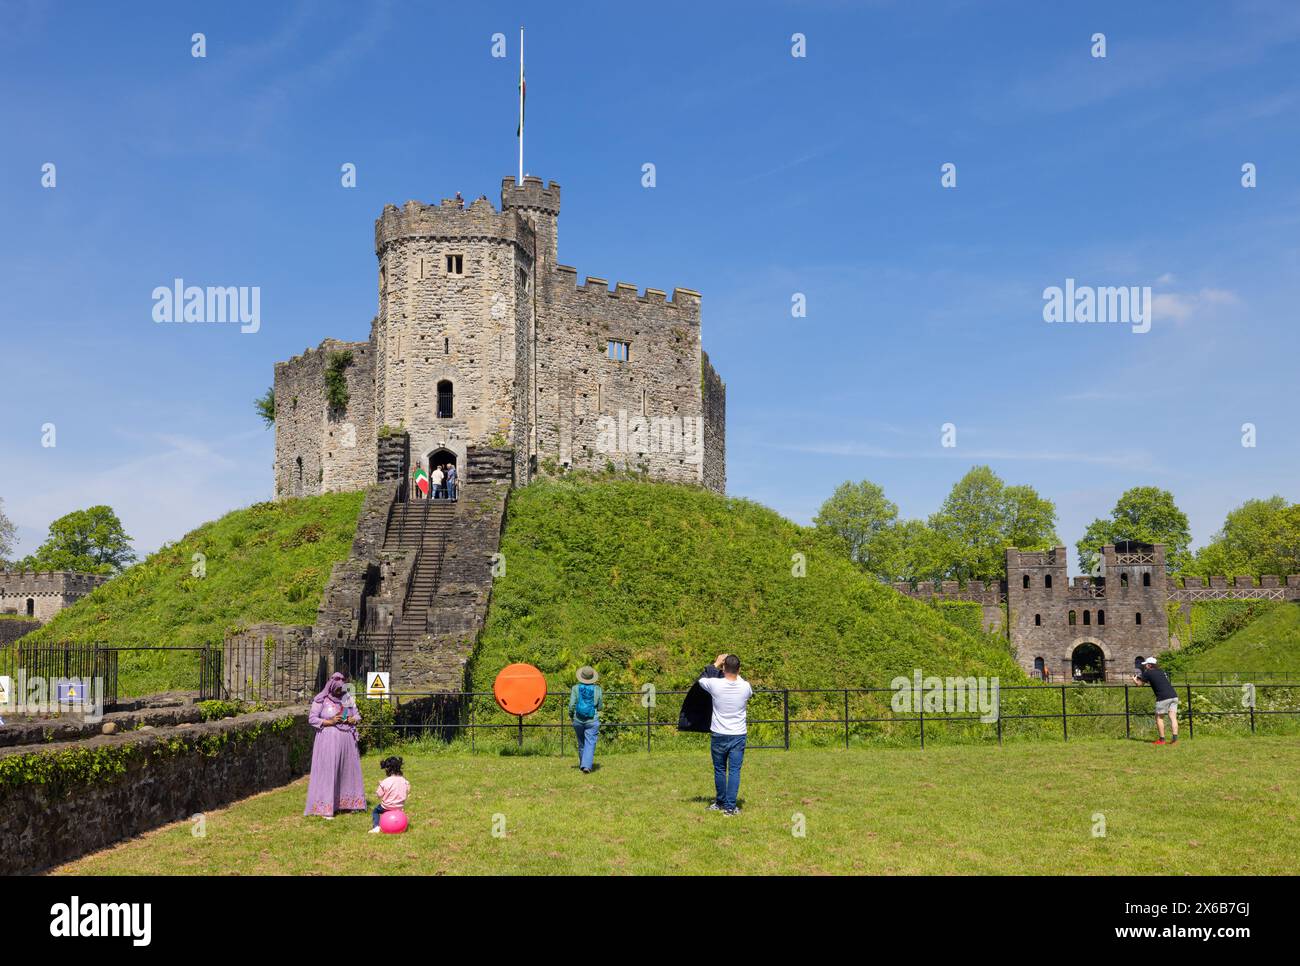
[370,756,411,833]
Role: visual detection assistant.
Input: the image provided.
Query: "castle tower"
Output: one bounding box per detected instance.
[372,192,540,477]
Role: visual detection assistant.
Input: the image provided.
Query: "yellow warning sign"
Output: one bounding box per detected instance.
[366,671,390,699]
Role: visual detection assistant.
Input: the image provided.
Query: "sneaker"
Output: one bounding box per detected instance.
[722,808,739,817]
[368,825,382,834]
[1169,735,1179,744]
[707,802,722,812]
[1153,739,1165,745]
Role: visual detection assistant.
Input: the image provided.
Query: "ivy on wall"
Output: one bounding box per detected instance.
[0,714,300,796]
[325,351,354,412]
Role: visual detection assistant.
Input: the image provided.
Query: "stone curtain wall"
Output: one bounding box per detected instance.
[0,619,42,646]
[0,707,312,875]
[0,570,110,622]
[273,338,376,499]
[702,351,727,493]
[536,270,708,486]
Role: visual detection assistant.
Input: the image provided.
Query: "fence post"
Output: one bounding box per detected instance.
[559,696,565,756]
[517,714,523,748]
[782,689,790,751]
[996,705,1002,746]
[470,697,476,754]
[1061,686,1068,741]
[919,701,925,750]
[646,699,652,753]
[1124,685,1130,740]
[1249,687,1256,734]
[843,689,849,749]
[1186,684,1193,740]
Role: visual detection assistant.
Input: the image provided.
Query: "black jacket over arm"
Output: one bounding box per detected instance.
[677,665,723,733]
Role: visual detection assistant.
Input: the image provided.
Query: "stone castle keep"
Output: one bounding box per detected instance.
[895,542,1300,681]
[274,176,726,498]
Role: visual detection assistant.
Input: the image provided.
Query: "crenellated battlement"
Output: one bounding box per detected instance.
[1169,573,1300,601]
[0,570,111,597]
[374,196,535,254]
[500,176,561,214]
[552,265,701,315]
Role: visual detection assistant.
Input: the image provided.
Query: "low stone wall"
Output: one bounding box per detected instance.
[0,619,41,647]
[0,707,312,875]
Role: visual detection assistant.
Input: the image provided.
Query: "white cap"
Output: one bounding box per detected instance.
[1142,656,1157,665]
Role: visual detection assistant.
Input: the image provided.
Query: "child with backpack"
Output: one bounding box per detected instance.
[369,756,411,833]
[568,666,604,773]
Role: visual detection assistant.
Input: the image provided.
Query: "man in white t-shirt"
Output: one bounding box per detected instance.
[697,653,753,816]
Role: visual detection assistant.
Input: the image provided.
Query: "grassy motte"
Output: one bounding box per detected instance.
[472,479,1025,698]
[1168,602,1300,676]
[15,492,365,694]
[55,737,1300,875]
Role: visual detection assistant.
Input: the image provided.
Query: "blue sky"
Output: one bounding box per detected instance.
[2,0,1298,574]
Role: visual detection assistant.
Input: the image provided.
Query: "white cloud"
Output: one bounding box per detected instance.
[1152,288,1241,325]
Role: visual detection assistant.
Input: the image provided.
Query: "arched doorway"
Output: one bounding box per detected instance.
[26,598,35,618]
[1033,656,1046,681]
[425,449,458,501]
[1071,642,1106,683]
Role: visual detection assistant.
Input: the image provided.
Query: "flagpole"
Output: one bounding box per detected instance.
[517,26,524,185]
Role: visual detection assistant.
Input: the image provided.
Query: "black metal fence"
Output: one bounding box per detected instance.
[355,681,1300,754]
[213,639,385,703]
[0,643,119,709]
[1169,670,1297,684]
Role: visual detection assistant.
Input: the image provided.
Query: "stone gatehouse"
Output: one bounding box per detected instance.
[273,176,726,499]
[0,570,110,623]
[894,542,1300,682]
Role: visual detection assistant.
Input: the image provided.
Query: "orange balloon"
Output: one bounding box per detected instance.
[493,663,548,716]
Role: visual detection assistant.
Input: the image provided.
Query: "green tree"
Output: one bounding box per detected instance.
[863,518,947,583]
[928,466,1059,582]
[1190,496,1300,577]
[1077,486,1191,575]
[0,497,17,566]
[813,480,898,569]
[18,506,136,575]
[255,387,275,427]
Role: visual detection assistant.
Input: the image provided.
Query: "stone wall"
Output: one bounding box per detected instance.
[0,707,312,874]
[0,570,110,622]
[702,350,727,493]
[313,482,400,643]
[533,269,710,488]
[221,622,314,699]
[273,338,377,499]
[0,618,42,647]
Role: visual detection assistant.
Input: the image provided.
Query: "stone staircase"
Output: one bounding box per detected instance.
[312,445,513,693]
[379,500,456,656]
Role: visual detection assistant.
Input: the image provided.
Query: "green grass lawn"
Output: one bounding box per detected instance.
[55,736,1300,875]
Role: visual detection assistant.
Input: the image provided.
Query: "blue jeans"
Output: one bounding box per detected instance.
[372,803,387,828]
[710,733,746,810]
[573,718,599,770]
[446,481,457,501]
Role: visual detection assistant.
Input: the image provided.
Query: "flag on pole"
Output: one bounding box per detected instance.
[413,467,430,497]
[516,30,526,137]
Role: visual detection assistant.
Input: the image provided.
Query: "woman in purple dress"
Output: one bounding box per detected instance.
[304,672,367,819]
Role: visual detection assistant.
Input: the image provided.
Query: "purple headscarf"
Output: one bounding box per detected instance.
[310,672,360,736]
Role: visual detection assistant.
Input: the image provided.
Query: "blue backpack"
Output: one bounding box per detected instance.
[575,684,596,721]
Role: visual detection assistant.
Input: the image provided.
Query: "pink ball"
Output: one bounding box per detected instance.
[379,809,408,834]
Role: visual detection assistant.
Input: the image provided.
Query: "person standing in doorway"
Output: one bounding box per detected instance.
[698,653,753,816]
[568,666,603,773]
[429,464,445,500]
[445,462,458,502]
[1134,656,1179,745]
